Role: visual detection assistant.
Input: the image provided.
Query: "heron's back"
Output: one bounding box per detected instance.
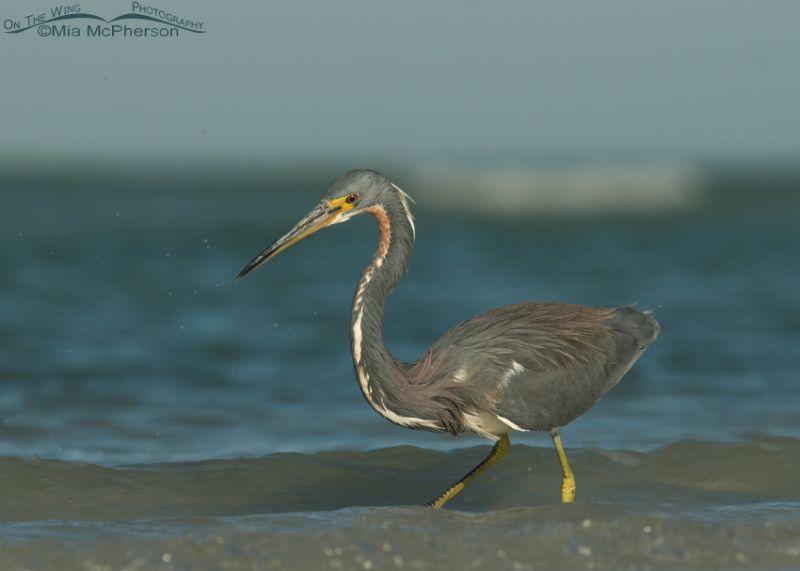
[419,302,659,432]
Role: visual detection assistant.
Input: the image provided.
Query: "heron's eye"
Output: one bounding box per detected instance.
[346,193,359,205]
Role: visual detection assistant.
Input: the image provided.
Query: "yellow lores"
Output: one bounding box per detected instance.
[327,194,359,214]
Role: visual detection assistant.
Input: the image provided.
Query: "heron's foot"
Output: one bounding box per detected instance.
[426,483,464,509]
[426,497,446,509]
[560,475,576,503]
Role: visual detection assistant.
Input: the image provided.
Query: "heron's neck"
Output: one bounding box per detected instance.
[350,197,415,402]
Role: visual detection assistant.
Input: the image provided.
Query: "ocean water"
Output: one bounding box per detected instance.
[1,164,799,569]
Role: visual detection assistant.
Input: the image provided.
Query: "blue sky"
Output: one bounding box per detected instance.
[2,0,799,162]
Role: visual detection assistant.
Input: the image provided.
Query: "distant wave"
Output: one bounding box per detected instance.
[408,162,705,215]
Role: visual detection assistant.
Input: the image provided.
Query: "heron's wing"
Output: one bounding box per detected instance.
[427,302,659,431]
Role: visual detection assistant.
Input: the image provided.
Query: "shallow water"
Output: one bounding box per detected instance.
[1,166,799,569]
[2,439,800,569]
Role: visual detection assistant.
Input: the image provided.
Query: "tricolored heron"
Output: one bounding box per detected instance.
[238,169,659,508]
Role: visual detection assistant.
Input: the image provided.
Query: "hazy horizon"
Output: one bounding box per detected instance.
[2,0,799,164]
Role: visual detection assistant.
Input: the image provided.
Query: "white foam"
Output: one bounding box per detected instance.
[409,162,705,216]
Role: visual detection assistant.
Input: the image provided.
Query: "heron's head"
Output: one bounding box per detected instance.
[237,169,396,279]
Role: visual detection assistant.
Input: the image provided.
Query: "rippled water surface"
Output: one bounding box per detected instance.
[1,168,799,569]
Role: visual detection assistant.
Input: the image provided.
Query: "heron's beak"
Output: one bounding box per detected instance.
[237,196,353,279]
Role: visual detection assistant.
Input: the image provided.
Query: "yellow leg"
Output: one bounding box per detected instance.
[550,429,575,503]
[426,433,510,509]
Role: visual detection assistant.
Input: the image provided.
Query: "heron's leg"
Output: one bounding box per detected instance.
[550,429,575,503]
[426,433,510,509]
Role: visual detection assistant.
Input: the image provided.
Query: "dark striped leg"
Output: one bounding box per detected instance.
[426,433,510,509]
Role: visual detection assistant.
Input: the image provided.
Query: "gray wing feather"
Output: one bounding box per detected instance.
[410,302,659,432]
